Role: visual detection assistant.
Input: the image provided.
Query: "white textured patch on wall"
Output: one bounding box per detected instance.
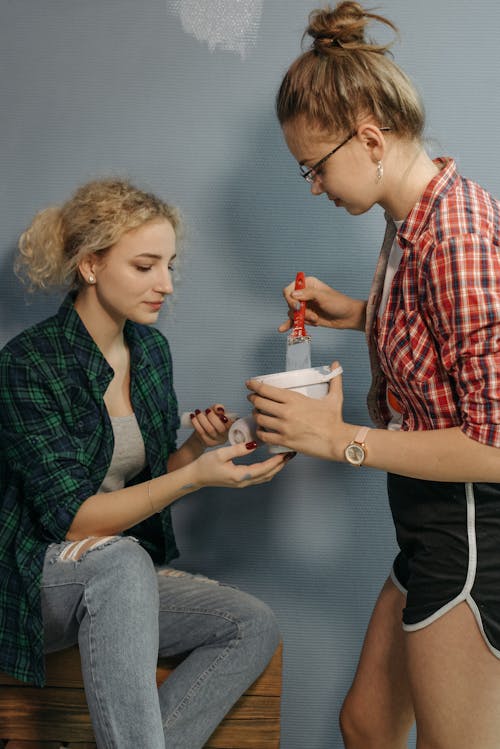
[168,0,263,58]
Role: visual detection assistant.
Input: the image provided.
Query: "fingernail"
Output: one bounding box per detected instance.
[194,409,201,415]
[246,441,258,450]
[282,451,297,462]
[189,412,195,419]
[216,406,225,413]
[219,414,229,423]
[205,408,211,415]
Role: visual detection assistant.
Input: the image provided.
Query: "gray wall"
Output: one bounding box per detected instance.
[1,2,499,746]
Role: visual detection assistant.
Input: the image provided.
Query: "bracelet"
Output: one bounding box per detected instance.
[147,480,156,515]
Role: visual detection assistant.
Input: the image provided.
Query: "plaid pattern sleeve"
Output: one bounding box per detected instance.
[427,230,500,445]
[376,159,500,446]
[0,349,107,540]
[0,293,179,685]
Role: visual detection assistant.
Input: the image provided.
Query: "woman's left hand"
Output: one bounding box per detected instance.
[189,404,235,448]
[246,362,350,461]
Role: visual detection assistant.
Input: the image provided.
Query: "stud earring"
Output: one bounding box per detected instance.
[376,160,383,183]
[88,274,95,284]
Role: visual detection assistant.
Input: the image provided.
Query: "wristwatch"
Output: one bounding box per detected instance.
[344,426,370,467]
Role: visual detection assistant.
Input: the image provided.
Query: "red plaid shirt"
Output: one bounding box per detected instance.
[375,158,500,446]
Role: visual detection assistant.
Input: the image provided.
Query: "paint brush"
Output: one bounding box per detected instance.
[286,271,312,371]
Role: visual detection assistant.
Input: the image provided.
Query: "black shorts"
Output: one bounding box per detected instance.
[388,473,500,657]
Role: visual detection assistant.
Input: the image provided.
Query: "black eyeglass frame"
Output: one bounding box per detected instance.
[299,127,392,184]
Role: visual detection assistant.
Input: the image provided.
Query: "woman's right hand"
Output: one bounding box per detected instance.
[192,441,291,489]
[278,275,366,333]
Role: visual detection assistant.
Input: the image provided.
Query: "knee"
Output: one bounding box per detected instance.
[239,595,281,661]
[339,691,373,748]
[57,534,152,571]
[260,601,281,654]
[74,536,158,603]
[104,538,157,591]
[340,688,412,749]
[103,536,155,575]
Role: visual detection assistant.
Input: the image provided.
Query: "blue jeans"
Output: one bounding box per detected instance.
[41,536,280,749]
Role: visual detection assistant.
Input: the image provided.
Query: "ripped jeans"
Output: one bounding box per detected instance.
[41,536,280,749]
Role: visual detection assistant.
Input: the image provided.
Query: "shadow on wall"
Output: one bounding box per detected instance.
[213,107,375,411]
[171,104,383,573]
[216,109,376,297]
[169,109,394,748]
[212,108,377,377]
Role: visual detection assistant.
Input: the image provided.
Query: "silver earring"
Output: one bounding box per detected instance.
[88,274,95,284]
[376,160,383,183]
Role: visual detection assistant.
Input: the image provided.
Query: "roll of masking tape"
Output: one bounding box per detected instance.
[228,416,260,446]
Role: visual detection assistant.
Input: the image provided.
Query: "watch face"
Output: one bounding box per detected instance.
[345,443,365,466]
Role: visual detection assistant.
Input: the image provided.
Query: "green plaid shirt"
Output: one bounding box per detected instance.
[0,293,179,685]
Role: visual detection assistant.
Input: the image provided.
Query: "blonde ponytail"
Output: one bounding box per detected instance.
[15,178,181,290]
[16,206,67,289]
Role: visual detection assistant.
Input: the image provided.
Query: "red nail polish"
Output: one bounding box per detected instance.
[246,441,258,450]
[205,408,211,415]
[216,406,225,413]
[189,413,195,419]
[194,409,201,415]
[282,451,297,462]
[219,414,229,423]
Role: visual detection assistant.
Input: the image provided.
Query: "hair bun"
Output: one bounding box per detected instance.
[277,0,423,140]
[306,1,396,54]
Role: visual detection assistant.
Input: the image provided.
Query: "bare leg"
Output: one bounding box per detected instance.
[406,601,500,749]
[340,576,414,748]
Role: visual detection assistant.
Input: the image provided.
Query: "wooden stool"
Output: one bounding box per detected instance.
[0,642,282,748]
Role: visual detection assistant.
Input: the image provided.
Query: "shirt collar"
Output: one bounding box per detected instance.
[57,292,153,383]
[397,157,458,247]
[124,319,153,372]
[57,292,114,385]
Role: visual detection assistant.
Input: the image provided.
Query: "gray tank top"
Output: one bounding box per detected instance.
[98,413,147,493]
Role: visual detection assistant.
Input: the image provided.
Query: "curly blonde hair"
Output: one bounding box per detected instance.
[16,178,181,290]
[276,1,424,139]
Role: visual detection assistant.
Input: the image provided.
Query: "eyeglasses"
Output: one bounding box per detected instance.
[299,128,391,184]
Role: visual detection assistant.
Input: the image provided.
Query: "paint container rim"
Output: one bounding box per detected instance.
[252,364,342,390]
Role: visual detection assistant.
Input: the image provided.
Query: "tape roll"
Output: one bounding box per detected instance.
[228,416,259,445]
